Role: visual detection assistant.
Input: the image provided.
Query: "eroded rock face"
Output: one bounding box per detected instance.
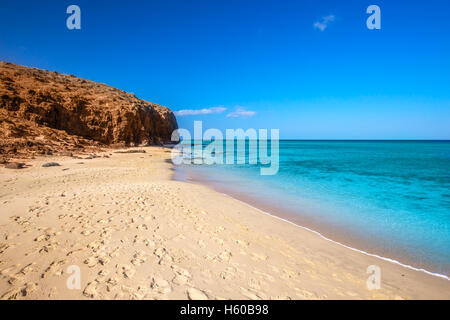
[0,61,178,159]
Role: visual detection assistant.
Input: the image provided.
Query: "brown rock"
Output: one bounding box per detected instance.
[0,61,178,159]
[42,162,60,168]
[5,162,25,169]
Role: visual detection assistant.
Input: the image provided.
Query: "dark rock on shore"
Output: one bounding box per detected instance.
[42,162,60,167]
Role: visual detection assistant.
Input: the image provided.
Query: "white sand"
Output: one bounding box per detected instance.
[0,146,449,300]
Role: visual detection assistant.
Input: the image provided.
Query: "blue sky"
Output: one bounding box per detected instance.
[0,0,449,139]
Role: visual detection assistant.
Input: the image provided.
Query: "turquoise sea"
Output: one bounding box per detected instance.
[176,141,450,277]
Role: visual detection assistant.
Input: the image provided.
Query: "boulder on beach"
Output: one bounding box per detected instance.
[42,162,60,168]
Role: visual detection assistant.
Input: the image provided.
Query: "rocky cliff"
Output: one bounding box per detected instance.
[0,62,178,160]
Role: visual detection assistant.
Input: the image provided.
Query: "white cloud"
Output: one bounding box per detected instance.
[226,107,257,118]
[313,15,335,31]
[174,106,227,117]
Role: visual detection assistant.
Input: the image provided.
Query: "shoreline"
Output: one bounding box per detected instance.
[175,166,450,281]
[219,193,450,281]
[0,146,449,299]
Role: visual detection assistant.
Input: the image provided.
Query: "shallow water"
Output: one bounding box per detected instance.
[176,140,450,276]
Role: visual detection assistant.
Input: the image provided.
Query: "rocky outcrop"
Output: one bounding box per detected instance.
[0,62,178,160]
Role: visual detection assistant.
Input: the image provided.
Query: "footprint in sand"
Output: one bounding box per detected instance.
[96,270,110,282]
[236,239,250,247]
[136,224,148,230]
[108,247,121,258]
[154,247,173,265]
[150,277,171,294]
[295,288,318,299]
[41,259,67,278]
[271,295,292,300]
[84,257,97,268]
[250,252,268,261]
[240,287,265,300]
[120,285,147,300]
[0,244,10,254]
[187,287,209,300]
[18,263,35,276]
[120,265,136,279]
[171,265,192,285]
[216,250,232,262]
[252,270,275,282]
[133,234,155,246]
[83,282,99,298]
[220,267,238,280]
[38,242,58,254]
[34,228,58,242]
[1,282,38,300]
[66,248,83,256]
[197,239,206,248]
[10,216,31,227]
[81,230,94,236]
[87,240,103,252]
[215,226,225,233]
[97,253,111,266]
[106,277,119,285]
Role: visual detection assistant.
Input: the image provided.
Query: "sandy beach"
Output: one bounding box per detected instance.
[0,146,449,300]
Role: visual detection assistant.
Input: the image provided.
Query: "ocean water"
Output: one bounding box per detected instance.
[176,140,450,276]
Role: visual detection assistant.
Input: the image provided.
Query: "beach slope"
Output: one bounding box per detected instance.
[0,147,449,299]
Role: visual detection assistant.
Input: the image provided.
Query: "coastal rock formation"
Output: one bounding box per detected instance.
[0,62,178,160]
